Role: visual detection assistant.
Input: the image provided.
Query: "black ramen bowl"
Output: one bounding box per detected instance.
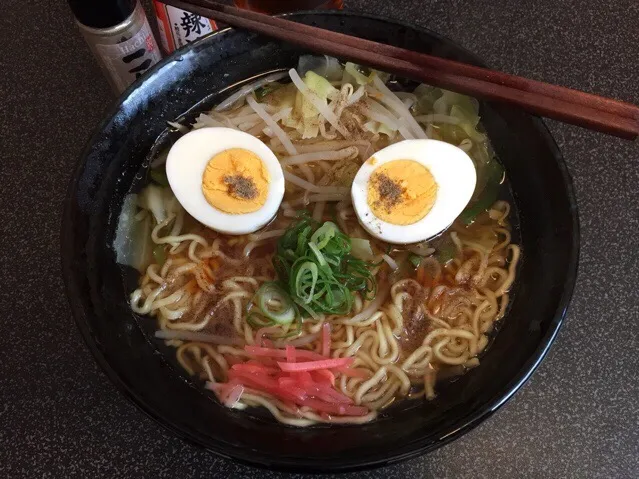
[62,11,579,473]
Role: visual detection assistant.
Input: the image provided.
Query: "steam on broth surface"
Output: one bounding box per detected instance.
[119,57,521,426]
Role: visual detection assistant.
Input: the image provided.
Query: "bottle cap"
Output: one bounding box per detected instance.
[68,0,136,29]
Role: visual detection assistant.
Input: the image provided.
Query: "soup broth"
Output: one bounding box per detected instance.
[118,58,521,426]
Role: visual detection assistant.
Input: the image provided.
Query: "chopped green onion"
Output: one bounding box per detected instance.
[409,254,422,268]
[273,213,376,317]
[308,242,328,269]
[254,282,296,324]
[294,298,321,321]
[296,225,311,257]
[279,314,302,338]
[295,261,319,304]
[246,312,274,329]
[310,221,337,249]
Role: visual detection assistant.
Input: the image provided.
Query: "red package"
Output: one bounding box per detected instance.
[153,1,219,53]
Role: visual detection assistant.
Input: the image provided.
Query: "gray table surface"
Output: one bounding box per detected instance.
[2,0,638,477]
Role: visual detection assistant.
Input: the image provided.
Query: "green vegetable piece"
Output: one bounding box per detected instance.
[363,121,397,137]
[450,105,484,142]
[150,168,169,187]
[280,315,303,338]
[304,71,338,99]
[254,82,281,101]
[295,261,319,304]
[459,160,504,224]
[296,225,312,257]
[308,242,328,269]
[436,241,457,264]
[344,62,371,85]
[246,313,274,329]
[413,84,443,115]
[255,282,296,324]
[310,221,337,250]
[409,254,422,268]
[153,244,167,266]
[445,91,479,117]
[350,238,374,261]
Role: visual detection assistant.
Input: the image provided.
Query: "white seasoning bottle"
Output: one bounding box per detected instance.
[69,0,163,94]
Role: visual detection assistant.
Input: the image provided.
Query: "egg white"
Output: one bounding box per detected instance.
[351,139,477,244]
[166,127,285,235]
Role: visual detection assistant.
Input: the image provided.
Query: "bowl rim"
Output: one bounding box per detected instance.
[61,10,580,472]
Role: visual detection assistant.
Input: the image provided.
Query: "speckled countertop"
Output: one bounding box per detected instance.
[1,0,638,477]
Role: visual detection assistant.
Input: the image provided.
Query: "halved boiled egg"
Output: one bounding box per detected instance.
[351,139,476,244]
[166,127,285,235]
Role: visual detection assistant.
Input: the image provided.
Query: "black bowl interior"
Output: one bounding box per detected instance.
[62,12,579,473]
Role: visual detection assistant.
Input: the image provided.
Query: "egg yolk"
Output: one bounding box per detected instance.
[202,148,269,214]
[367,160,438,225]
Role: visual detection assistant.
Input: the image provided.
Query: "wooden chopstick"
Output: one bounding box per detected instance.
[191,0,638,123]
[162,0,639,140]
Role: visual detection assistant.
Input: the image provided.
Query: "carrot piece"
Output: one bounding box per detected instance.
[290,371,313,386]
[220,360,363,416]
[228,370,306,402]
[223,384,245,407]
[277,357,353,372]
[228,370,279,388]
[276,378,308,399]
[231,363,279,375]
[248,356,278,367]
[302,384,352,404]
[206,379,242,403]
[286,345,296,363]
[311,369,335,386]
[277,377,296,387]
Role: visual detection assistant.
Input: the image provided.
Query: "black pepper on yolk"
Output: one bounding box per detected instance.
[201,148,270,214]
[367,159,438,225]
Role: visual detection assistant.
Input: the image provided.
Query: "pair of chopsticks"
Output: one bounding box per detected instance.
[162,0,639,140]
